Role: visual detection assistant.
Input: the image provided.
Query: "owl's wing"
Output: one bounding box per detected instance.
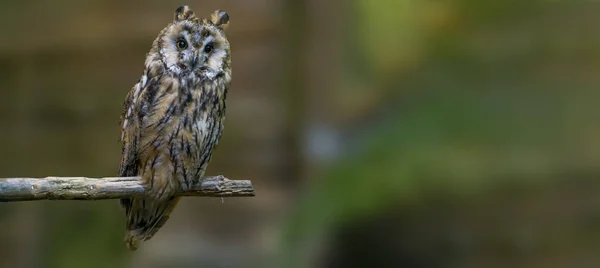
[118,84,141,178]
[118,82,144,211]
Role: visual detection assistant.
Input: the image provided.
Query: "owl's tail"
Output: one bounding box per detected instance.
[120,196,181,250]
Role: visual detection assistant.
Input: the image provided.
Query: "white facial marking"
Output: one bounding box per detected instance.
[204,67,222,80]
[203,36,214,48]
[161,46,182,75]
[206,47,227,79]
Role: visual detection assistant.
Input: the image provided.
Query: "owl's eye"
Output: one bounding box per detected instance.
[176,40,187,50]
[204,44,213,53]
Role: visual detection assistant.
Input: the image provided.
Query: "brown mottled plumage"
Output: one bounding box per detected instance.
[118,5,231,250]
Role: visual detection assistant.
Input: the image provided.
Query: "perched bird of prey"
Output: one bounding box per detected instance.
[118,5,231,250]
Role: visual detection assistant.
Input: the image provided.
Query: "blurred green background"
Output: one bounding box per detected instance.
[0,1,599,267]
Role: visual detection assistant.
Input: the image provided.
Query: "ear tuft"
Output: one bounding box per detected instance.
[210,10,230,31]
[175,5,196,21]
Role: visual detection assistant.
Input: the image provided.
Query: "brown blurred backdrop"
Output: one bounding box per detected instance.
[1,1,600,268]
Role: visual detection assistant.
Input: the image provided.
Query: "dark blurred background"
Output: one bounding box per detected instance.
[0,0,599,267]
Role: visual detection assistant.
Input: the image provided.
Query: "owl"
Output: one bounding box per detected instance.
[118,5,231,250]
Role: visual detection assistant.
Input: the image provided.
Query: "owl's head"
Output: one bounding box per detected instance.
[151,6,231,81]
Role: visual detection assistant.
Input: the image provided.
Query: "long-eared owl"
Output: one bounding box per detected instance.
[118,5,231,250]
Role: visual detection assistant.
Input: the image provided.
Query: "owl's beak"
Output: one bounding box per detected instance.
[193,53,213,79]
[191,54,199,70]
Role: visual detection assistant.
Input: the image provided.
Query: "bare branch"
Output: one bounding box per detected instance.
[0,175,254,202]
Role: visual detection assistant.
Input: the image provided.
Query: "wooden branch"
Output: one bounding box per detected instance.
[0,175,254,202]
